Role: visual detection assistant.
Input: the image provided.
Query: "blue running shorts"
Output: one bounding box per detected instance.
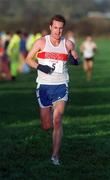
[36,83,68,108]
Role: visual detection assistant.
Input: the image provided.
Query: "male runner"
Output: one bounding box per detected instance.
[26,14,78,165]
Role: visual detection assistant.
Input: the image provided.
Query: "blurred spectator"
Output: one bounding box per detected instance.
[4,31,12,50]
[41,29,48,37]
[35,32,42,40]
[26,33,35,52]
[19,32,30,73]
[0,36,11,80]
[0,37,4,79]
[7,30,22,80]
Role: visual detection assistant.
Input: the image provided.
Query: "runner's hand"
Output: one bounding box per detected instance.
[69,53,79,65]
[37,64,54,74]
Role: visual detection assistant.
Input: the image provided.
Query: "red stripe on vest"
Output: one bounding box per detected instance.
[37,52,68,61]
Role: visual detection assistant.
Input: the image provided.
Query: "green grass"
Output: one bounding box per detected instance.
[0,38,110,180]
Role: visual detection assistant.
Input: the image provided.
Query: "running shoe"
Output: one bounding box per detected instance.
[51,156,60,166]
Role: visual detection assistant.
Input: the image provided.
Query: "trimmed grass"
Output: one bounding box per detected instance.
[0,38,110,180]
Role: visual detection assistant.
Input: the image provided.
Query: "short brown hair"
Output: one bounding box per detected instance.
[50,14,66,26]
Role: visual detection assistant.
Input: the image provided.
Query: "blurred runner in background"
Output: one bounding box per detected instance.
[80,35,97,81]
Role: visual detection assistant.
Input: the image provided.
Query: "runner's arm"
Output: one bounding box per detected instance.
[66,40,78,59]
[26,38,44,69]
[26,37,54,74]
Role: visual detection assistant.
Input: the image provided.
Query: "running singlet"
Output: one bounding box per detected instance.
[36,35,69,84]
[82,41,96,59]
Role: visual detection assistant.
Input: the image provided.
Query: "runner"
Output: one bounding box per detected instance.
[26,14,79,165]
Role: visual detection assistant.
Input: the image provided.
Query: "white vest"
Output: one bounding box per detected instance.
[36,35,69,84]
[82,41,96,58]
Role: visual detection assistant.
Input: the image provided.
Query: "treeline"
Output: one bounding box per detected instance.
[1,17,110,37]
[0,0,110,36]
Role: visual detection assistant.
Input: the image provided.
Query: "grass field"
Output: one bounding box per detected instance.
[0,38,110,180]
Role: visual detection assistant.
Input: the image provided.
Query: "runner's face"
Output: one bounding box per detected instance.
[50,20,64,40]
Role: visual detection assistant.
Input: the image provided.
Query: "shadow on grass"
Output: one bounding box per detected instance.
[66,90,110,117]
[1,87,110,126]
[0,119,110,180]
[69,90,110,106]
[0,91,39,124]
